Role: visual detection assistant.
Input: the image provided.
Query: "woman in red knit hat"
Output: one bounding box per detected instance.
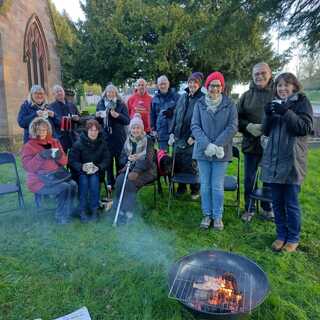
[191,71,238,230]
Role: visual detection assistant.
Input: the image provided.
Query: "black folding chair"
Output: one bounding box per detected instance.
[224,146,241,216]
[0,152,25,212]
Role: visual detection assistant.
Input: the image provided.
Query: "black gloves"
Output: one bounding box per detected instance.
[39,149,52,159]
[273,101,289,115]
[163,107,174,118]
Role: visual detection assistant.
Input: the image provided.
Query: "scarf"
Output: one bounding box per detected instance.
[123,133,148,160]
[205,93,222,113]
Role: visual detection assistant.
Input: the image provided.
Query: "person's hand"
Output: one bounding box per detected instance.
[39,149,52,159]
[246,123,263,137]
[72,114,80,121]
[163,107,174,118]
[90,165,99,174]
[47,110,54,117]
[168,134,175,146]
[36,110,43,117]
[82,163,89,173]
[273,101,289,115]
[110,110,119,118]
[52,149,62,160]
[128,154,138,162]
[204,143,218,157]
[187,137,195,145]
[215,146,225,159]
[151,131,158,139]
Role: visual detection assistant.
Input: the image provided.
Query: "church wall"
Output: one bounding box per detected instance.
[0,0,61,145]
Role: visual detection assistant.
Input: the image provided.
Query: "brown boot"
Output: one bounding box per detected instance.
[282,242,299,252]
[271,239,285,252]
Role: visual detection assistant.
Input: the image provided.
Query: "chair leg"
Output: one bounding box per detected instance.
[18,191,25,209]
[153,182,156,207]
[168,181,174,209]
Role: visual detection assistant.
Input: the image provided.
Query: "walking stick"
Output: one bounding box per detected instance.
[113,161,131,227]
[167,144,176,209]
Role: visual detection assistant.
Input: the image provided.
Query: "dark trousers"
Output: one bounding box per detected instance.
[270,183,301,243]
[244,153,272,212]
[114,173,138,212]
[79,173,100,211]
[177,183,200,194]
[106,152,121,187]
[37,180,78,220]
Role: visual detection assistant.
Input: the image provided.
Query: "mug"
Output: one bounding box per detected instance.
[51,148,59,157]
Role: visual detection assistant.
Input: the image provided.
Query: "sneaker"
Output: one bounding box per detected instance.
[282,242,299,252]
[191,193,200,200]
[213,218,224,231]
[200,216,212,229]
[261,210,274,221]
[241,211,255,222]
[271,239,285,252]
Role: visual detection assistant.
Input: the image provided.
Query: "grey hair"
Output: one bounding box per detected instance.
[157,75,169,85]
[28,85,47,104]
[28,117,53,139]
[252,62,272,75]
[102,83,122,100]
[52,84,64,94]
[136,78,147,86]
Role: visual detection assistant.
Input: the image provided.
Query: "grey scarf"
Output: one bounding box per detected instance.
[124,134,148,159]
[205,93,222,113]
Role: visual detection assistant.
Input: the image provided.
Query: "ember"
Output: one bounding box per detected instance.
[192,272,243,313]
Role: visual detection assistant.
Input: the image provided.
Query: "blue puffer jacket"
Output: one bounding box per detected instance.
[17,100,59,143]
[191,95,238,162]
[151,89,179,141]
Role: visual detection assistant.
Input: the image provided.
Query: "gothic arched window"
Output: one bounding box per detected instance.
[23,14,50,91]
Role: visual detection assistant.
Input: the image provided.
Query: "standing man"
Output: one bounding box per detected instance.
[237,62,274,222]
[49,85,80,153]
[127,78,152,133]
[151,75,179,149]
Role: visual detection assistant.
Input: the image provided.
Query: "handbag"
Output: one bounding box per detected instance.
[38,167,71,186]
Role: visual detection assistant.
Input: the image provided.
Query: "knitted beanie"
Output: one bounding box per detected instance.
[188,72,204,85]
[205,71,225,90]
[129,113,144,130]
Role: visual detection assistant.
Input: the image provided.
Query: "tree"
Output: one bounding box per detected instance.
[76,0,284,86]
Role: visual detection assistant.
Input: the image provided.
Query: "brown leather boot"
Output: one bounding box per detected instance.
[271,239,285,252]
[282,242,299,252]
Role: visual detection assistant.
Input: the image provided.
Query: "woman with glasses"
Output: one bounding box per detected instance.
[191,72,238,231]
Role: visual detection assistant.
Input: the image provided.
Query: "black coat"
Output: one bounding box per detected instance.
[68,132,111,174]
[96,98,130,154]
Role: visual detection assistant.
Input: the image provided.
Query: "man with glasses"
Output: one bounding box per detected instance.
[237,62,274,222]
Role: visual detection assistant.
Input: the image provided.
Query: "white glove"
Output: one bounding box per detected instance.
[246,123,263,137]
[168,133,175,146]
[216,146,225,159]
[204,143,218,157]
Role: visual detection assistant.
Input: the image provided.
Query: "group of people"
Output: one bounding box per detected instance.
[18,62,313,253]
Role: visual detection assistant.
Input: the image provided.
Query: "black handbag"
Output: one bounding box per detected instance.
[38,167,72,186]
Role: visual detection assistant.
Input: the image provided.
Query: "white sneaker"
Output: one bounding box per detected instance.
[200,216,212,229]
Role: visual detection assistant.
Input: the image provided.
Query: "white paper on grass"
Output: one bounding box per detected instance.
[53,307,91,320]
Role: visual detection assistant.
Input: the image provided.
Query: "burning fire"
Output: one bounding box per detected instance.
[192,273,243,313]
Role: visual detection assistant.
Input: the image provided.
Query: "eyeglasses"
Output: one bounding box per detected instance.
[209,84,222,88]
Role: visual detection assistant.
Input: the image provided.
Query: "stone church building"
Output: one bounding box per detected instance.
[0,0,61,146]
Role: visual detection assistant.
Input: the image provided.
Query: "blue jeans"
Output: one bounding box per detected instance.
[270,183,301,243]
[244,153,272,212]
[79,173,100,211]
[198,160,228,219]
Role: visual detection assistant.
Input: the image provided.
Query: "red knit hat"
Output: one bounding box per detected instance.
[205,71,225,90]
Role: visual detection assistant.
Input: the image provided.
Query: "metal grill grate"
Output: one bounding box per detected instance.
[168,262,253,314]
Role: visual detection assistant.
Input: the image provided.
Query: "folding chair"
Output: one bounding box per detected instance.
[247,166,272,219]
[0,152,25,212]
[224,146,241,216]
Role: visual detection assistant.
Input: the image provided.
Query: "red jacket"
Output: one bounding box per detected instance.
[127,92,152,133]
[21,137,68,192]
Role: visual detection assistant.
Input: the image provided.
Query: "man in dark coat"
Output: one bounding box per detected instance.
[49,85,80,153]
[151,75,179,150]
[169,72,204,199]
[237,62,274,222]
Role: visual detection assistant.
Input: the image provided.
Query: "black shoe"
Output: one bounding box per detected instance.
[79,210,91,223]
[91,209,100,221]
[176,186,187,196]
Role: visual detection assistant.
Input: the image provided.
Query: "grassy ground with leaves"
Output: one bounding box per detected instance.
[0,149,319,320]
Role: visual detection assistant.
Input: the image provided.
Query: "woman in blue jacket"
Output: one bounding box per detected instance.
[191,72,238,230]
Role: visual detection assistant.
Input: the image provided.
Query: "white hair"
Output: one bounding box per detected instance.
[136,78,147,86]
[102,83,122,100]
[157,75,169,85]
[52,84,64,94]
[28,85,47,104]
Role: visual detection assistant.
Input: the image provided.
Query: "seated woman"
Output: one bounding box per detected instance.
[69,119,111,222]
[114,114,157,223]
[21,117,77,224]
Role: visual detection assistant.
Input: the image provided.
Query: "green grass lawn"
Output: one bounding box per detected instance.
[0,149,319,320]
[305,90,320,104]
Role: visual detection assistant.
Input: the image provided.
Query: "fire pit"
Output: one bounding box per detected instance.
[168,250,269,319]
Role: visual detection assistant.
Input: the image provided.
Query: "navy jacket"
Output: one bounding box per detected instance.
[151,89,179,141]
[96,98,130,154]
[17,100,59,143]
